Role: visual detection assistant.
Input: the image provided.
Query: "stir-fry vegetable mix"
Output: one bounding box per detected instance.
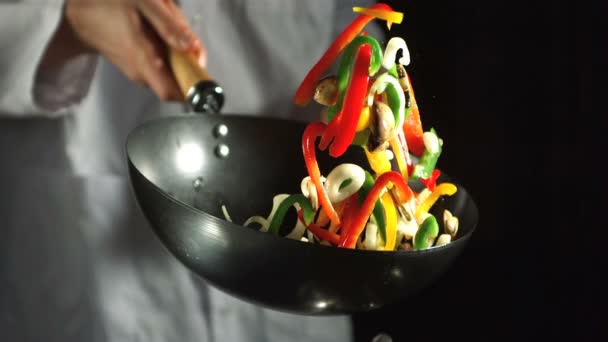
[239,4,460,251]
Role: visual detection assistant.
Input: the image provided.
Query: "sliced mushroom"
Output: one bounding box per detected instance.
[367,101,396,152]
[435,234,452,247]
[443,209,459,238]
[313,75,338,106]
[396,64,412,109]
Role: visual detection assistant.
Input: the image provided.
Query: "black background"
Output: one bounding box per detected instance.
[352,0,606,341]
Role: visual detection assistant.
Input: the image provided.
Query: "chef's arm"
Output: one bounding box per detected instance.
[0,0,204,118]
[0,1,97,117]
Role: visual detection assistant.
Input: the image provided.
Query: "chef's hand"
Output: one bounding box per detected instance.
[43,0,205,101]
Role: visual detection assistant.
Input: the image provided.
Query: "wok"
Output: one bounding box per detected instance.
[125,49,478,315]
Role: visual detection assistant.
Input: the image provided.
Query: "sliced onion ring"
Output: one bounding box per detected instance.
[324,163,365,204]
[382,37,410,69]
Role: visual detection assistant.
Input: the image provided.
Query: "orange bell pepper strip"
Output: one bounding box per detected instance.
[403,72,425,156]
[293,3,393,106]
[306,223,341,245]
[339,171,414,249]
[297,210,340,245]
[302,122,340,225]
[336,194,360,238]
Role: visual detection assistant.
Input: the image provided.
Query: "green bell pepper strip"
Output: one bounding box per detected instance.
[268,194,316,235]
[357,171,387,244]
[351,129,370,147]
[367,73,407,129]
[410,128,442,180]
[413,214,439,249]
[326,35,384,122]
[388,64,399,79]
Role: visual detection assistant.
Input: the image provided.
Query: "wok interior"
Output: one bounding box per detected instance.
[126,114,479,314]
[127,114,475,244]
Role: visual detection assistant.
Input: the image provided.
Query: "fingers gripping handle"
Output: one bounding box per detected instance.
[169,48,225,114]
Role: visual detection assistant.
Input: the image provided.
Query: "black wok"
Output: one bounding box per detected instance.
[126,112,479,316]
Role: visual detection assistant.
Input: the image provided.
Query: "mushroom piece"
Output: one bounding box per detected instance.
[434,234,452,247]
[367,101,396,153]
[443,209,459,238]
[413,214,439,250]
[313,75,338,106]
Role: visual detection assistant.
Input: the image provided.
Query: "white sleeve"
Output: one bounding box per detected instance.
[0,0,98,118]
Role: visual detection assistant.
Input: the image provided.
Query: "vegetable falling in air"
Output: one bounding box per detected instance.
[226,4,459,251]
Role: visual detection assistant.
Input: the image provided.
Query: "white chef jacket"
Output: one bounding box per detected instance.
[0,1,385,341]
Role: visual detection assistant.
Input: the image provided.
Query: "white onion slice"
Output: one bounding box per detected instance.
[366,73,406,128]
[363,222,379,250]
[243,216,269,231]
[221,204,233,222]
[301,176,325,210]
[286,218,307,240]
[382,37,410,69]
[324,163,365,204]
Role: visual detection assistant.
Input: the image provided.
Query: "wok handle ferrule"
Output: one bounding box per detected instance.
[169,48,224,114]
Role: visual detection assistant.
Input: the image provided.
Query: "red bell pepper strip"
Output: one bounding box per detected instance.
[297,210,341,245]
[403,72,425,156]
[293,3,393,106]
[307,223,341,245]
[326,35,384,122]
[319,110,341,151]
[336,193,360,238]
[420,169,441,192]
[339,171,415,249]
[328,44,372,158]
[302,122,340,225]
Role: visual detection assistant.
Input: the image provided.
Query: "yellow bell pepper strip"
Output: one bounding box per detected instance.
[389,131,412,181]
[413,214,439,249]
[339,171,414,249]
[411,128,442,180]
[380,192,398,250]
[268,194,315,235]
[302,122,340,225]
[364,145,392,176]
[356,106,371,132]
[326,35,384,122]
[352,6,404,30]
[297,210,341,245]
[415,182,458,221]
[328,44,372,158]
[367,73,406,129]
[293,3,393,106]
[358,171,387,243]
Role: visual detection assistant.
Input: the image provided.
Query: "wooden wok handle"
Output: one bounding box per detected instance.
[168,47,225,114]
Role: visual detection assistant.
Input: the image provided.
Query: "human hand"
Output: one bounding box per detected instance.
[63,0,206,101]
